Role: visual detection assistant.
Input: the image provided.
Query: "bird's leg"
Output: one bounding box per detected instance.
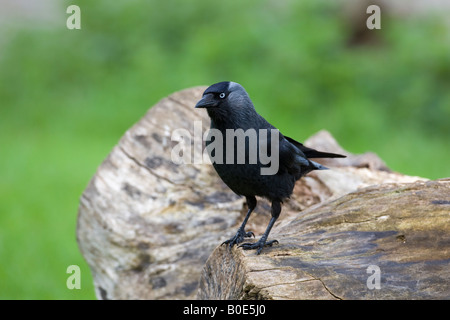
[239,200,281,255]
[222,196,256,249]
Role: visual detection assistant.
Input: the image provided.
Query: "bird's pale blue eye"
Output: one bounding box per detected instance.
[219,93,226,99]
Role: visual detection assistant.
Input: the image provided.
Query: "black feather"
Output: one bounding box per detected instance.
[284,135,346,159]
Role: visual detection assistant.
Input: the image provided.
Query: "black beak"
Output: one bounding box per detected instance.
[195,93,217,108]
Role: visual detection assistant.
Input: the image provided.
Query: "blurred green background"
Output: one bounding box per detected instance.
[0,0,449,299]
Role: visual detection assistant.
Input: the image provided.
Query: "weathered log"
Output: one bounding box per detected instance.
[77,87,447,300]
[198,179,450,299]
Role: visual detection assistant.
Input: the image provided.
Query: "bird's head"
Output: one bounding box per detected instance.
[195,81,254,122]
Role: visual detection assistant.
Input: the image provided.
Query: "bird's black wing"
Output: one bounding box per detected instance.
[278,135,336,180]
[284,135,346,159]
[277,135,311,178]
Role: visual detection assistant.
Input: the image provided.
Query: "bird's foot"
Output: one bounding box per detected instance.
[239,239,278,255]
[222,228,255,249]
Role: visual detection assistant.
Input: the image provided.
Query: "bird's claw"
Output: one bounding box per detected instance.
[239,239,279,255]
[222,229,255,249]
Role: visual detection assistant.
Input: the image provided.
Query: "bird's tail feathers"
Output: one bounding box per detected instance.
[284,136,346,159]
[307,150,346,159]
[309,160,329,171]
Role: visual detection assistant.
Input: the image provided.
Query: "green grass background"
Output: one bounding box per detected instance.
[0,0,449,299]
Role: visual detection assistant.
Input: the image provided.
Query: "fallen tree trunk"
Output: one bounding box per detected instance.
[77,87,449,300]
[198,179,450,299]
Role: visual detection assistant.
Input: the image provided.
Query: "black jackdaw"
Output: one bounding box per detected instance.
[195,81,345,254]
